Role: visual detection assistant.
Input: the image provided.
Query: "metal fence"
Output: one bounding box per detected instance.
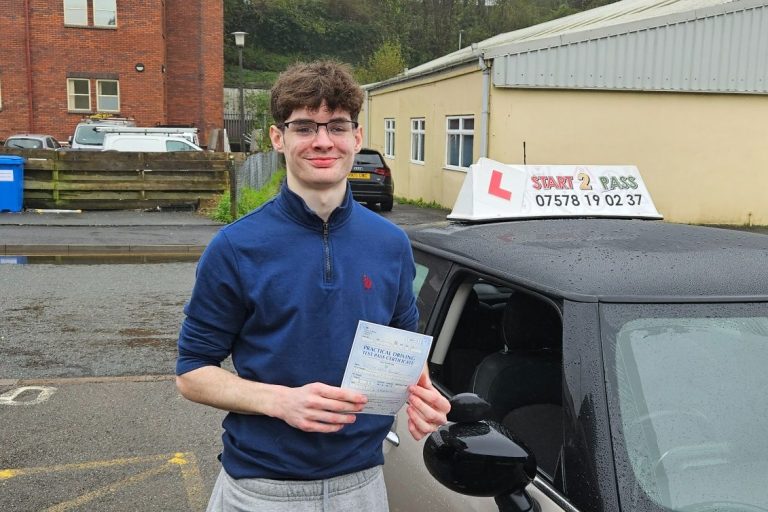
[236,150,282,192]
[224,112,256,151]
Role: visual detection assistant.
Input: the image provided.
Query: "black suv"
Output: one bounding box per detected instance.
[348,148,394,211]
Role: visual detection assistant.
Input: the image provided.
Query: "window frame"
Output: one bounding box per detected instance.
[384,118,395,159]
[445,115,475,170]
[67,78,91,112]
[92,0,117,27]
[410,118,426,164]
[63,0,88,26]
[96,79,120,112]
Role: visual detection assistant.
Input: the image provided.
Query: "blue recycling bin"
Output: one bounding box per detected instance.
[0,155,25,212]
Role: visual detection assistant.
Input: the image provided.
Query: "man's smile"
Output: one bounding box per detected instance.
[307,157,338,167]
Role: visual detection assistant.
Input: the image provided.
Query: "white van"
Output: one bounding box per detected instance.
[70,118,136,150]
[95,126,200,146]
[102,134,203,152]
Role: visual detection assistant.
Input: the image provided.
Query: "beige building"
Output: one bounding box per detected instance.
[362,0,768,225]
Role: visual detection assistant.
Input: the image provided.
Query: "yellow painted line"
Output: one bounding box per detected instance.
[176,452,208,510]
[0,453,171,479]
[42,463,173,512]
[1,452,207,510]
[168,452,188,465]
[0,469,19,480]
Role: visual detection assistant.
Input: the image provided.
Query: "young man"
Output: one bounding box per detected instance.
[176,60,450,511]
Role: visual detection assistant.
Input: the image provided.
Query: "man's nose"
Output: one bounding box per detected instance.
[312,125,334,145]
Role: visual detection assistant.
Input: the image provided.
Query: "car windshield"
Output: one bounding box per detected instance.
[7,138,42,149]
[601,302,768,512]
[355,154,383,166]
[74,126,105,145]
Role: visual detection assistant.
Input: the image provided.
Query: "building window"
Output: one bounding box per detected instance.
[93,0,117,27]
[67,78,91,111]
[64,0,88,25]
[446,116,474,169]
[411,118,425,163]
[64,0,117,27]
[97,80,120,112]
[384,118,395,158]
[67,78,120,113]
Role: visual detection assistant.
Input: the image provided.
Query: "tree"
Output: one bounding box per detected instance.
[222,0,621,84]
[244,90,274,152]
[355,41,408,84]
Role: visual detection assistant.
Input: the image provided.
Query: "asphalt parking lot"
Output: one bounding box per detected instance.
[0,202,450,511]
[1,203,761,511]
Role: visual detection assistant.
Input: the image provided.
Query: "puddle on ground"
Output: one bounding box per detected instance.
[0,254,200,265]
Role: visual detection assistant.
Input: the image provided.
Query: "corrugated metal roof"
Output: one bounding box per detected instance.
[493,0,768,92]
[368,0,768,94]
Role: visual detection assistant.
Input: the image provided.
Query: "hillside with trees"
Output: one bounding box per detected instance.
[224,0,619,87]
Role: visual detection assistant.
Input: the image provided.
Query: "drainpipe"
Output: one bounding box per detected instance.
[24,0,34,132]
[478,55,490,158]
[364,89,370,147]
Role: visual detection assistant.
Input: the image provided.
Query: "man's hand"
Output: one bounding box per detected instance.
[406,367,450,441]
[272,382,368,433]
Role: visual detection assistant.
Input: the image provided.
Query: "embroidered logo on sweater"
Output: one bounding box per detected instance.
[362,274,373,290]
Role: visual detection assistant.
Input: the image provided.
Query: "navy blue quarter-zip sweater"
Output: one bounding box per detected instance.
[177,182,418,480]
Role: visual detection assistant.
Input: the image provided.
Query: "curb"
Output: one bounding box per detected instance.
[1,244,206,256]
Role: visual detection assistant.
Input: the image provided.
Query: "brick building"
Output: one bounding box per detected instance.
[0,0,223,146]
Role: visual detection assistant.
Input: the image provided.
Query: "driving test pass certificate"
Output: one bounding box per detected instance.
[340,320,433,416]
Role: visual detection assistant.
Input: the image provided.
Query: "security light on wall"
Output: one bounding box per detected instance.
[135,63,145,72]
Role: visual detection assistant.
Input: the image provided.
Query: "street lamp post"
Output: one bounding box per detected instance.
[232,31,247,152]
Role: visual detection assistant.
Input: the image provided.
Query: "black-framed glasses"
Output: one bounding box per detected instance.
[281,120,359,138]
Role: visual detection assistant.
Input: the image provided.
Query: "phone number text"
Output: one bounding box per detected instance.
[534,194,643,207]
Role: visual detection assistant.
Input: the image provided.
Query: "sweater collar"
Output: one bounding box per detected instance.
[276,181,354,228]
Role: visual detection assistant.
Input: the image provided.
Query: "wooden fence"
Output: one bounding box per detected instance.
[0,148,239,210]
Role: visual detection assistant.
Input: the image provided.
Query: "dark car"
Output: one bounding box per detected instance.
[4,134,61,150]
[349,148,394,211]
[383,161,768,512]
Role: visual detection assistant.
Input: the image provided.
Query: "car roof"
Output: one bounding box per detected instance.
[6,134,52,139]
[407,218,768,303]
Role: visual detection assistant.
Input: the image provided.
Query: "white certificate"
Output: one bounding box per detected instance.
[340,320,433,416]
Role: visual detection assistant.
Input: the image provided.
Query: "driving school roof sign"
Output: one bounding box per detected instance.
[448,158,662,221]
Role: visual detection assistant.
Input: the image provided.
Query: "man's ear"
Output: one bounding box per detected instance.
[269,125,284,152]
[354,124,363,153]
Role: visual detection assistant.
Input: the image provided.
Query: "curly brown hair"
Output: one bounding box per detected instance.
[270,60,364,125]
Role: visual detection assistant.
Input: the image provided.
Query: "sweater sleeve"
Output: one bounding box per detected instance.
[389,233,419,332]
[176,231,246,375]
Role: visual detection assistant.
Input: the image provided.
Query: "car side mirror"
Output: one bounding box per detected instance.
[423,393,538,512]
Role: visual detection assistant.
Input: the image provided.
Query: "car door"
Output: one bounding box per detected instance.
[383,251,576,512]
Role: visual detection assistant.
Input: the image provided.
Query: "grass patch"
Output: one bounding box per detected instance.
[395,196,449,210]
[210,169,286,223]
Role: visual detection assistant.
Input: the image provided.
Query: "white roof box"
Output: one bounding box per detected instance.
[448,158,662,222]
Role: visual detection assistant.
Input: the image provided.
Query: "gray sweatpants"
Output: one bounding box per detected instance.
[206,465,389,512]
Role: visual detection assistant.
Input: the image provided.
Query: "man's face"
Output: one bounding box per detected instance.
[269,102,362,193]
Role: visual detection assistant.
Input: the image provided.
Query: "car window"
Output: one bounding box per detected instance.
[74,126,105,145]
[166,139,196,152]
[601,302,768,512]
[413,249,451,334]
[429,273,565,484]
[7,138,42,149]
[355,153,383,166]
